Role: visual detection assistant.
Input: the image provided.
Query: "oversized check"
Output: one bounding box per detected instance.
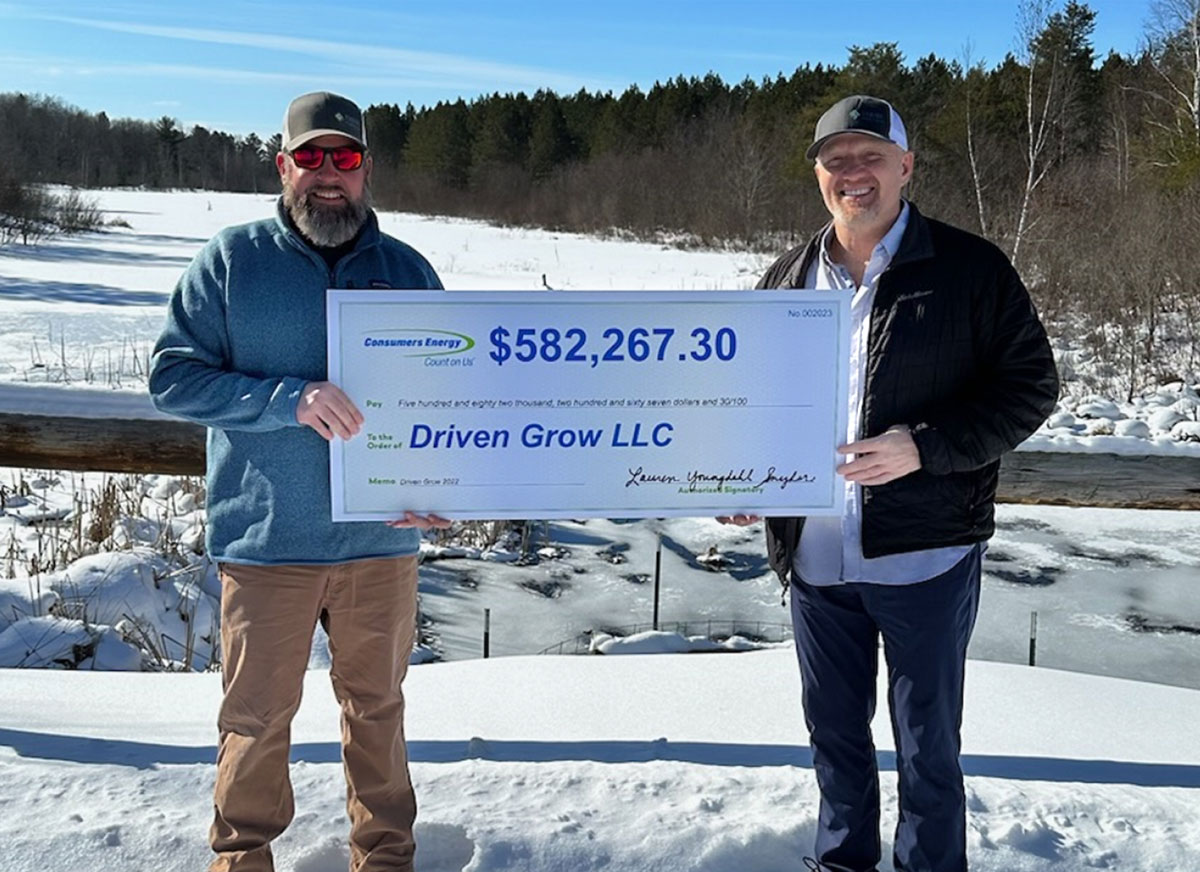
[327,290,850,521]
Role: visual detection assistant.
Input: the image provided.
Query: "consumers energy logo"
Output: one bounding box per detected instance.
[361,329,475,357]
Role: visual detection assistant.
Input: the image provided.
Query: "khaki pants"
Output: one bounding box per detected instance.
[210,557,419,872]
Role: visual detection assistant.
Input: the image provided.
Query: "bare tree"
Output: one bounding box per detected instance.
[714,111,777,243]
[1012,0,1071,269]
[1105,82,1134,195]
[1145,0,1200,161]
[0,176,53,245]
[961,42,992,236]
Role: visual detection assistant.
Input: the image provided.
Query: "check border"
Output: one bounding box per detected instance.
[327,290,850,520]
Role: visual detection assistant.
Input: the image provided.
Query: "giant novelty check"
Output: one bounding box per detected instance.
[327,290,850,521]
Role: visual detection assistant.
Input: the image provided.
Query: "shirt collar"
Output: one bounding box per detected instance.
[817,199,910,283]
[879,199,910,260]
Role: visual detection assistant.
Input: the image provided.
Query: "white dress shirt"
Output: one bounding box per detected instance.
[795,202,972,586]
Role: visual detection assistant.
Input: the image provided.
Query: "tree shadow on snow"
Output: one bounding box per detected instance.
[0,242,192,268]
[658,533,770,581]
[544,521,615,547]
[123,232,211,246]
[0,276,169,306]
[2,727,1198,788]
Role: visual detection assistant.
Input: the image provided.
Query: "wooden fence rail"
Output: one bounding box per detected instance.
[1,412,205,476]
[1,411,1199,510]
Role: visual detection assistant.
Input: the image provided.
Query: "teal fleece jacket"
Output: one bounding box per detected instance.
[149,200,443,565]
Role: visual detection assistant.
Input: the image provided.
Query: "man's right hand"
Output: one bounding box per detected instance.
[716,514,760,526]
[297,381,363,441]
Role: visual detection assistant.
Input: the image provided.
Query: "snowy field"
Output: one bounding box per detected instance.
[1,188,1200,870]
[2,189,1199,448]
[1,651,1199,872]
[1,189,1198,684]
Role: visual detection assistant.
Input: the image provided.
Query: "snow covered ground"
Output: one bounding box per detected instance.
[1,650,1198,872]
[2,189,1199,450]
[2,188,1198,684]
[2,188,1200,871]
[4,492,1199,686]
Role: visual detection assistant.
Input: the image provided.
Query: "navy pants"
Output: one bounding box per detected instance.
[790,546,981,872]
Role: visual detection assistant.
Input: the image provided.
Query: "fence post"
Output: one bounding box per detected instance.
[483,608,491,659]
[1028,611,1038,667]
[653,530,662,630]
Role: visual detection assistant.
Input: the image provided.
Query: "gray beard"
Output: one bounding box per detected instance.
[283,182,372,248]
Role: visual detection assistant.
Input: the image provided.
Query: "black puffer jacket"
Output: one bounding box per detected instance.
[758,203,1059,581]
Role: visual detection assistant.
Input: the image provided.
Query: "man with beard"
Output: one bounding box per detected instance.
[150,91,445,872]
[721,95,1057,871]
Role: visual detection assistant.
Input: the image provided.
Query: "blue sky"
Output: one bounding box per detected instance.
[1,0,1152,139]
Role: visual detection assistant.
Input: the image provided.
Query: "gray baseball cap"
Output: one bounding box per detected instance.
[806,95,908,160]
[282,91,367,151]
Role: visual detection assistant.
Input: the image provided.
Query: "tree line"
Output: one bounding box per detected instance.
[3,0,1199,399]
[0,96,281,193]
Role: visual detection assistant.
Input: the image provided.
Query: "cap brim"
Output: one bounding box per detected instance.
[284,128,367,151]
[807,129,899,161]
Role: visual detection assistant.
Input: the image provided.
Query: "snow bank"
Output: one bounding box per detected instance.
[590,629,769,654]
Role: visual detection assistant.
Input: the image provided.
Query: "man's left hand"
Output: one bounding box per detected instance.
[837,425,921,486]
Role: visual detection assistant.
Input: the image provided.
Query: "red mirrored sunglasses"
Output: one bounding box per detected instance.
[289,144,365,171]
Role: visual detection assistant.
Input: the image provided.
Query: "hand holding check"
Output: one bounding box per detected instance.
[717,425,920,526]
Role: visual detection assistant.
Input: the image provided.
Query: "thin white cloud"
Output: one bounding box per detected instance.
[0,54,489,92]
[23,12,609,94]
